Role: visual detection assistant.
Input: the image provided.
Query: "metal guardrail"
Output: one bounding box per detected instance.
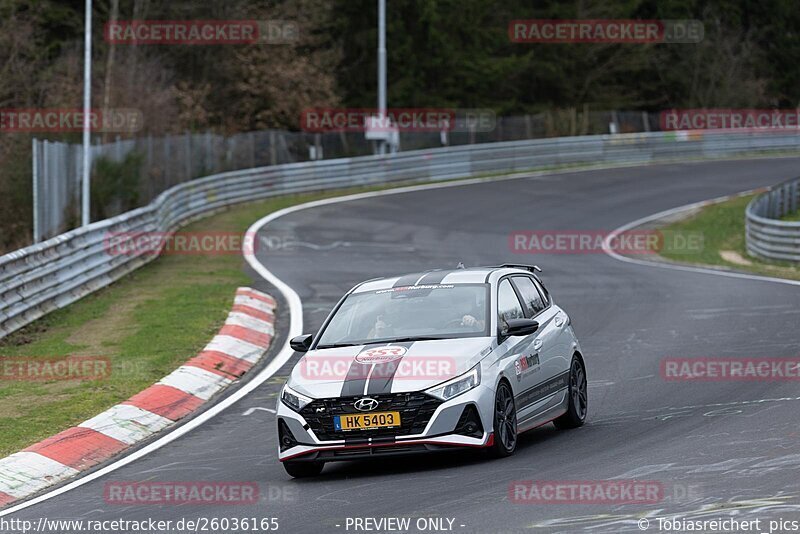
[746,177,800,262]
[3,130,800,339]
[29,110,664,243]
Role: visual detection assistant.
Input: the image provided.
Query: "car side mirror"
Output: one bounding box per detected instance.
[290,334,313,352]
[505,318,539,337]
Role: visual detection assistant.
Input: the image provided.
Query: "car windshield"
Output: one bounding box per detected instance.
[316,283,489,347]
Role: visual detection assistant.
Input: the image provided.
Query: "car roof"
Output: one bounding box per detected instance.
[351,265,539,294]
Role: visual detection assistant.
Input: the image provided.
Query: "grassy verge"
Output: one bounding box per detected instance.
[0,187,391,457]
[658,194,800,281]
[782,210,800,222]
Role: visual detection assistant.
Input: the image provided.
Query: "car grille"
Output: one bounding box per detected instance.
[299,392,443,441]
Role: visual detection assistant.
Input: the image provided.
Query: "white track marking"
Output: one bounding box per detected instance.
[602,189,800,287]
[242,407,277,416]
[3,159,799,516]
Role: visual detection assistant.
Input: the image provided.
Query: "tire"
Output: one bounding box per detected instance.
[488,380,517,457]
[283,460,324,478]
[554,354,588,429]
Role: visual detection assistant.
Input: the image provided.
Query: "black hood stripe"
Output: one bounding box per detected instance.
[366,341,415,395]
[340,360,371,397]
[417,270,448,285]
[339,341,416,397]
[393,272,424,287]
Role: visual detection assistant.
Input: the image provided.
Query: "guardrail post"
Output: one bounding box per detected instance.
[32,139,40,243]
[184,131,192,181]
[783,183,790,217]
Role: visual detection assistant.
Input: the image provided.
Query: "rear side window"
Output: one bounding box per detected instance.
[512,276,547,316]
[534,278,551,306]
[497,279,525,325]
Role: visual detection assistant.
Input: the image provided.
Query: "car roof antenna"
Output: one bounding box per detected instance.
[456,262,466,269]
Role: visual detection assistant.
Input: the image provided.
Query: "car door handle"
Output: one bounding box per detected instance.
[554,315,564,327]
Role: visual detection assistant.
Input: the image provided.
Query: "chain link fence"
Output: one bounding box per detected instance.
[31,110,662,242]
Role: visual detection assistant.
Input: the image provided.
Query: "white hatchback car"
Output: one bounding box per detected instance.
[277,264,587,477]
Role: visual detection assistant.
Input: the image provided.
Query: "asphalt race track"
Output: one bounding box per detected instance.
[7,157,800,534]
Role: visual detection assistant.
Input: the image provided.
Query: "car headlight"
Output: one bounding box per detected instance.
[426,365,481,401]
[280,384,312,412]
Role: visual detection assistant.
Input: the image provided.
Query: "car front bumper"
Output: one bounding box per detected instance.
[276,383,496,462]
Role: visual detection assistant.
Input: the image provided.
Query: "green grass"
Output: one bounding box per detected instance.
[659,194,800,281]
[782,210,800,222]
[0,187,394,457]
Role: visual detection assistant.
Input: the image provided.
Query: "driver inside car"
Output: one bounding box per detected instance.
[452,292,484,331]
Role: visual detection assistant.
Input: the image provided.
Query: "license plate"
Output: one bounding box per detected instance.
[334,411,401,431]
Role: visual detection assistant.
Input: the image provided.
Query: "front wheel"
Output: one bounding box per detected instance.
[554,355,587,429]
[488,381,517,457]
[283,460,324,478]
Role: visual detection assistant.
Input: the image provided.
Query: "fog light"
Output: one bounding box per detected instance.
[278,419,298,452]
[454,404,484,438]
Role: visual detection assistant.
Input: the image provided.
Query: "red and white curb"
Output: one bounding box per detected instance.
[0,287,275,507]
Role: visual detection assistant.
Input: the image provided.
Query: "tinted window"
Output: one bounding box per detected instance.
[497,279,525,328]
[513,276,546,316]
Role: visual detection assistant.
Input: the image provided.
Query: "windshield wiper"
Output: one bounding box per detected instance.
[317,336,448,349]
[315,342,363,349]
[368,336,447,344]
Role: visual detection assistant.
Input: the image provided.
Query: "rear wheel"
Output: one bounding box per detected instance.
[554,355,587,429]
[283,460,324,478]
[489,381,517,457]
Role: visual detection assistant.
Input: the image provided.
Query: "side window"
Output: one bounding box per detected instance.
[534,279,550,306]
[497,279,525,329]
[512,276,546,316]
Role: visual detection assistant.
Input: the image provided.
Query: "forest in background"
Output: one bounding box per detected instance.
[1,0,798,250]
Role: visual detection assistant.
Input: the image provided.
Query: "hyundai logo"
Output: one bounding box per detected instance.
[354,397,379,411]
